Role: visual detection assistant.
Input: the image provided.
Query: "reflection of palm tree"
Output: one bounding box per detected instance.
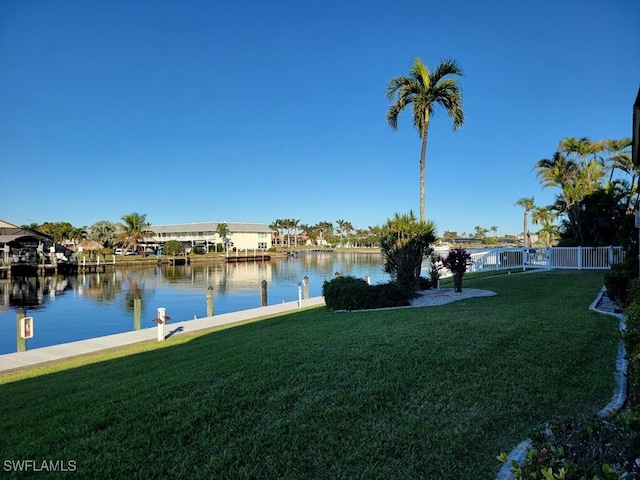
[123,277,146,312]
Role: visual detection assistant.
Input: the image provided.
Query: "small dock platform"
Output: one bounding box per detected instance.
[0,263,80,278]
[168,257,189,266]
[77,261,115,273]
[226,254,271,263]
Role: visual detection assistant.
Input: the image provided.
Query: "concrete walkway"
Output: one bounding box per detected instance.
[0,297,326,375]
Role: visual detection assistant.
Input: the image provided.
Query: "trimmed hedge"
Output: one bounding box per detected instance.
[322,276,411,311]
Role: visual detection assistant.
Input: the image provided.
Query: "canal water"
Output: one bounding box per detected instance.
[0,252,387,354]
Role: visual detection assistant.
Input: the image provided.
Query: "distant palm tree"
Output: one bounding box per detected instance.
[290,218,300,247]
[216,223,229,251]
[490,226,498,238]
[116,213,150,253]
[386,57,464,222]
[335,219,347,240]
[514,197,535,247]
[531,206,557,247]
[315,221,333,245]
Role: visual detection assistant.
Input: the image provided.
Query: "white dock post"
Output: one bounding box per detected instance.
[156,307,166,341]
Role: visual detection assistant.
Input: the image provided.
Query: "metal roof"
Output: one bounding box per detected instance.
[0,221,53,244]
[150,222,273,234]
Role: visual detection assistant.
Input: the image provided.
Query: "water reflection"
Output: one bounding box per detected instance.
[0,252,387,354]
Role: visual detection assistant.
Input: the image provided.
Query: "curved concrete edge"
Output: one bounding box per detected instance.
[496,286,628,480]
[495,439,532,480]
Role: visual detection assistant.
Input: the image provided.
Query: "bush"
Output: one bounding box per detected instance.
[442,247,472,292]
[191,246,205,255]
[322,276,410,311]
[418,276,432,290]
[378,212,436,297]
[604,257,639,308]
[163,240,185,256]
[624,301,640,410]
[499,413,640,479]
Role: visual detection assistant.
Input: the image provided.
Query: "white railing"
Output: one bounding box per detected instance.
[430,246,626,278]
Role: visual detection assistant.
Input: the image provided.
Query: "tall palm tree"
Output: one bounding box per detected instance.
[515,197,535,247]
[490,226,498,238]
[386,57,464,222]
[116,213,150,253]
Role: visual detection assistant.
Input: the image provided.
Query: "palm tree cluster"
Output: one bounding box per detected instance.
[25,213,152,253]
[532,136,635,247]
[378,211,436,295]
[269,219,379,248]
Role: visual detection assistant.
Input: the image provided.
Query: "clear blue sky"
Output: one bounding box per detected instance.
[2,0,639,237]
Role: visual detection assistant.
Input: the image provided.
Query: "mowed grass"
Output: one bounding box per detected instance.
[0,271,620,479]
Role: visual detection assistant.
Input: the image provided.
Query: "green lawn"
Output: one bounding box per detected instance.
[0,270,620,479]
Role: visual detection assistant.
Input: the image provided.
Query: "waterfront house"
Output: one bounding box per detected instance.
[146,222,273,252]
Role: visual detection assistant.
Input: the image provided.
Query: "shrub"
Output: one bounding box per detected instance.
[604,257,639,308]
[498,413,640,479]
[624,301,640,410]
[191,246,205,255]
[322,276,410,311]
[378,212,436,297]
[163,240,185,256]
[428,253,441,288]
[441,247,472,292]
[418,276,432,290]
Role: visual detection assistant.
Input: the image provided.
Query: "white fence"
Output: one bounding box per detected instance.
[431,246,626,278]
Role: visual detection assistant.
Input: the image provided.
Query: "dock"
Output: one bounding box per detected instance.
[0,262,81,278]
[77,261,115,273]
[226,254,271,263]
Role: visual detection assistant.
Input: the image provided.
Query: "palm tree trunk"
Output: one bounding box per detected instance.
[419,123,429,223]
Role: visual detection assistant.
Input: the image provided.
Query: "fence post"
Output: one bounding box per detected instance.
[207,285,214,317]
[134,297,141,330]
[156,307,166,341]
[578,246,582,270]
[16,308,26,353]
[261,280,268,307]
[303,276,309,299]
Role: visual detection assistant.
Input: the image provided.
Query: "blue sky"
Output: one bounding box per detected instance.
[1,0,639,237]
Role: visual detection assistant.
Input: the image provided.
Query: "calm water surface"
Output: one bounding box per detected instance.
[0,252,387,354]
